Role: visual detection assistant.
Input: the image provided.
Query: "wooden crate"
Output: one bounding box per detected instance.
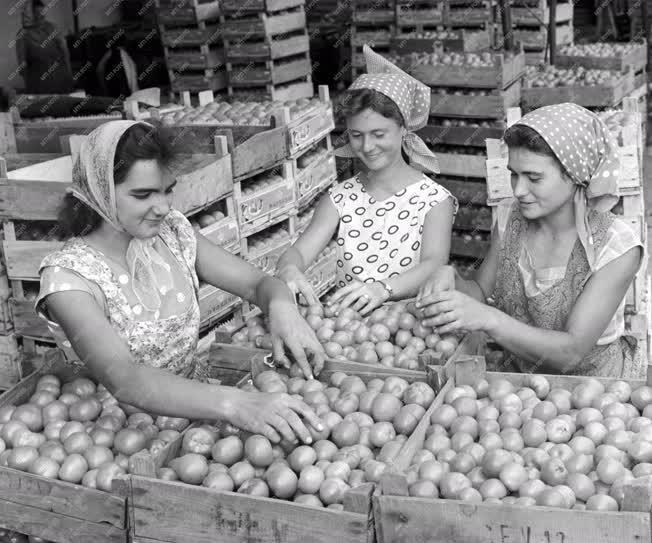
[155,0,221,27]
[374,365,652,543]
[447,4,492,25]
[396,1,445,26]
[352,6,396,24]
[434,151,486,177]
[164,44,225,71]
[305,250,338,294]
[114,350,448,543]
[513,22,574,50]
[512,0,573,25]
[418,124,504,147]
[224,33,310,61]
[428,81,521,119]
[228,76,314,102]
[450,234,490,259]
[391,29,491,54]
[438,177,487,205]
[234,162,297,237]
[197,198,241,253]
[198,284,242,330]
[169,68,228,93]
[351,25,396,48]
[0,334,21,390]
[226,54,311,86]
[0,351,128,542]
[408,48,525,89]
[221,6,307,39]
[220,0,305,13]
[160,25,222,48]
[454,206,492,231]
[521,70,635,110]
[557,41,647,73]
[292,136,337,208]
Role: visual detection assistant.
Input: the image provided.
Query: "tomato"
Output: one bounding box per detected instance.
[1,420,28,447]
[332,393,359,417]
[339,376,366,396]
[89,427,115,448]
[244,435,274,468]
[84,445,114,469]
[545,417,573,443]
[37,374,61,391]
[181,427,216,457]
[378,440,404,464]
[39,441,67,464]
[371,394,402,423]
[540,457,568,485]
[155,416,190,432]
[238,478,270,497]
[403,383,435,409]
[313,440,338,462]
[393,404,425,435]
[42,401,69,425]
[105,427,142,458]
[266,465,298,498]
[28,457,60,479]
[324,342,344,358]
[13,431,46,449]
[96,462,126,492]
[536,488,568,508]
[63,432,94,455]
[439,472,471,499]
[482,449,512,478]
[58,454,89,483]
[168,453,209,485]
[331,420,360,448]
[519,478,546,499]
[62,377,96,398]
[596,457,624,485]
[11,404,43,432]
[210,435,243,466]
[0,405,15,423]
[157,467,179,481]
[202,471,235,491]
[227,460,255,488]
[29,390,57,408]
[586,494,619,511]
[498,462,528,492]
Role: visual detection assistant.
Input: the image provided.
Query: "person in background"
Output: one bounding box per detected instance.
[418,103,643,378]
[96,34,139,98]
[36,121,325,444]
[276,45,456,316]
[16,0,74,94]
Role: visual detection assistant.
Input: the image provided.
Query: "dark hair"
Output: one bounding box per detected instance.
[57,123,177,239]
[503,123,569,176]
[338,88,405,127]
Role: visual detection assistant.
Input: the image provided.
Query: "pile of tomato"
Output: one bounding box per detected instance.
[160,371,436,508]
[400,375,652,511]
[232,301,461,369]
[0,374,191,491]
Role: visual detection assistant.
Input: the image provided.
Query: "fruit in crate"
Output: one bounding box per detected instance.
[401,374,652,510]
[0,374,192,490]
[231,301,461,369]
[247,224,291,253]
[297,145,328,169]
[160,97,323,127]
[398,30,460,40]
[525,65,620,87]
[190,209,226,231]
[392,51,496,69]
[432,117,500,129]
[162,370,436,507]
[559,42,642,57]
[241,172,285,197]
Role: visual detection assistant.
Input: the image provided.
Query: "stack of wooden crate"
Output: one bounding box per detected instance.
[155,0,227,95]
[351,0,398,79]
[220,0,313,102]
[485,100,650,362]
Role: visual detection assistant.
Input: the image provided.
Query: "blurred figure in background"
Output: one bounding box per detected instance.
[16,0,74,94]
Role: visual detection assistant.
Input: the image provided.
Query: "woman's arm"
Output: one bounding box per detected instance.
[195,234,325,376]
[45,291,323,443]
[424,246,642,372]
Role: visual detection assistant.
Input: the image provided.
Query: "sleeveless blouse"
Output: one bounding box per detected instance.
[36,210,203,378]
[492,204,640,378]
[329,174,456,287]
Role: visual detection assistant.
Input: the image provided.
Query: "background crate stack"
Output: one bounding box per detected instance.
[351,0,397,79]
[221,0,313,102]
[496,0,574,65]
[155,0,227,96]
[386,46,525,267]
[485,100,650,355]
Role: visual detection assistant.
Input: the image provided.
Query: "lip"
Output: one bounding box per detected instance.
[518,201,536,206]
[366,154,381,160]
[145,219,164,224]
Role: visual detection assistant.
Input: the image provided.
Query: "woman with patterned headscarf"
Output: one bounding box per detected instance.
[35,121,326,444]
[418,103,644,378]
[276,45,457,316]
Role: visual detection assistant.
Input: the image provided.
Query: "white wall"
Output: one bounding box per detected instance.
[1,0,120,90]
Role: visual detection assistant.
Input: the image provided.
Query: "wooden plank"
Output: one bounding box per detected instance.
[437,178,487,205]
[171,154,233,216]
[126,476,371,543]
[435,152,486,178]
[374,495,651,543]
[0,179,68,220]
[6,155,71,181]
[428,81,521,119]
[3,153,65,171]
[418,125,504,147]
[221,10,307,38]
[556,42,648,72]
[10,298,50,339]
[3,240,62,280]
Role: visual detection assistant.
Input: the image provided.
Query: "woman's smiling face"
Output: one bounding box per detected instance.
[346,108,405,171]
[507,147,576,220]
[114,159,176,239]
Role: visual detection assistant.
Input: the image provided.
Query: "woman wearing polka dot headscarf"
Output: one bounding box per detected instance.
[276,46,457,315]
[34,121,326,445]
[418,103,644,378]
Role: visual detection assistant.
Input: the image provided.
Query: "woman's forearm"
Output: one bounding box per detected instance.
[455,273,488,302]
[254,275,296,313]
[105,363,239,422]
[387,260,445,300]
[484,307,584,373]
[277,247,308,273]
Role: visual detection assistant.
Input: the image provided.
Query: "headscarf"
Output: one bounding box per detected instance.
[334,45,440,175]
[511,103,621,270]
[68,120,174,312]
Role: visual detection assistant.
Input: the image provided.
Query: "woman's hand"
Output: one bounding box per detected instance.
[276,264,321,306]
[329,280,389,316]
[420,289,495,334]
[267,299,325,379]
[416,265,456,306]
[230,390,324,444]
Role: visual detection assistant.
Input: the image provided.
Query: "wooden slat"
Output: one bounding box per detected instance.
[0,180,69,220]
[3,240,62,280]
[374,496,650,543]
[125,475,371,543]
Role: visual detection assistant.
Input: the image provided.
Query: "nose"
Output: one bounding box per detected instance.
[362,135,374,154]
[152,193,171,217]
[511,174,528,199]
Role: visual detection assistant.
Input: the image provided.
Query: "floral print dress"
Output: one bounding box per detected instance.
[36,210,203,378]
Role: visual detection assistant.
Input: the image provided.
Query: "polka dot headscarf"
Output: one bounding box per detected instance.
[514,103,621,269]
[335,45,440,175]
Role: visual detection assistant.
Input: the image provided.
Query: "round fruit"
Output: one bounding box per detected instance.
[114,428,147,456]
[212,436,244,466]
[169,453,209,485]
[244,436,274,468]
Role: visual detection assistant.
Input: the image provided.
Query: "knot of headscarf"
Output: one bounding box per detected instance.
[334,45,440,175]
[513,103,621,270]
[68,120,174,312]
